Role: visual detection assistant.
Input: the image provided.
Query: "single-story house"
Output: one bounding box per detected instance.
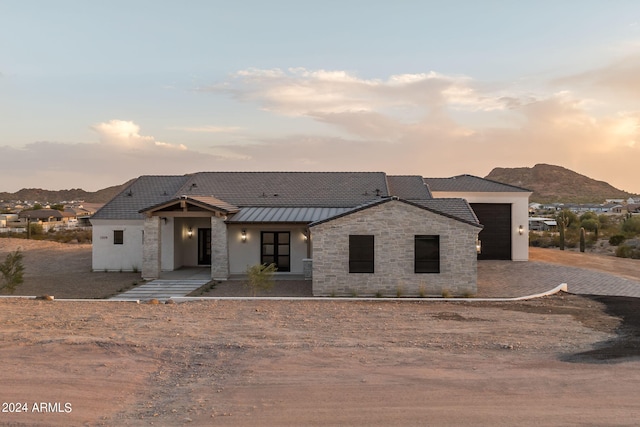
[91,172,485,296]
[529,217,558,232]
[424,175,532,261]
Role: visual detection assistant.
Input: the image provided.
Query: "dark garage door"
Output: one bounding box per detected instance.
[471,203,512,260]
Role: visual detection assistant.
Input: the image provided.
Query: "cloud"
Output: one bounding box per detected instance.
[91,120,187,150]
[553,54,640,100]
[168,125,241,133]
[208,67,509,118]
[0,120,226,191]
[203,66,640,193]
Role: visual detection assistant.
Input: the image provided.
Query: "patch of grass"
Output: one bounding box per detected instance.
[441,289,452,298]
[418,285,427,298]
[375,290,383,298]
[396,286,404,298]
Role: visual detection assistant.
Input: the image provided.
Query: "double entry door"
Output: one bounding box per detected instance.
[260,231,290,272]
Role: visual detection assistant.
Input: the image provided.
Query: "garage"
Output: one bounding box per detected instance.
[471,203,512,260]
[424,175,531,261]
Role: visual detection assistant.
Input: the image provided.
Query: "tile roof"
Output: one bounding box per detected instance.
[410,198,481,226]
[387,175,432,200]
[309,197,482,228]
[424,175,531,193]
[175,172,392,207]
[139,196,240,215]
[91,175,191,220]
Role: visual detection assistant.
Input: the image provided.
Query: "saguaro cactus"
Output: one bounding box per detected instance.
[580,227,586,253]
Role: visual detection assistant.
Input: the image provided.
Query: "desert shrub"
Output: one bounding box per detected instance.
[621,216,640,236]
[0,250,25,294]
[609,235,626,246]
[615,242,640,259]
[580,219,599,232]
[29,223,43,236]
[245,263,277,295]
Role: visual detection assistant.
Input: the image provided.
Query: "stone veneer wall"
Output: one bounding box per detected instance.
[142,216,161,279]
[210,215,229,280]
[310,200,480,297]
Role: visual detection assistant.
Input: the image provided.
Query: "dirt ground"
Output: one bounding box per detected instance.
[1,238,640,426]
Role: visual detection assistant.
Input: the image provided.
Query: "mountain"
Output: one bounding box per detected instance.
[485,164,634,203]
[0,180,134,204]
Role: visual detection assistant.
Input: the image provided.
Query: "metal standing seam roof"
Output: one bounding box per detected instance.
[424,175,532,193]
[226,206,352,223]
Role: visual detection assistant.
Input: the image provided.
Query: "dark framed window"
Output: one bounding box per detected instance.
[415,235,439,273]
[261,231,290,272]
[113,230,124,245]
[349,235,374,273]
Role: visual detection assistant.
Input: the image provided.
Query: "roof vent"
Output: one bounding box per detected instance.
[125,189,133,197]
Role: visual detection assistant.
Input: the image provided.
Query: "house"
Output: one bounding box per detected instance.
[424,175,532,261]
[529,217,558,232]
[91,172,483,296]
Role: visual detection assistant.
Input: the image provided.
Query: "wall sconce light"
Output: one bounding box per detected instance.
[302,229,308,242]
[187,227,193,239]
[241,229,247,243]
[476,239,482,254]
[518,225,524,235]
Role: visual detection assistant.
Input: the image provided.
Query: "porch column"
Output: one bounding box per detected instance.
[210,215,229,280]
[142,216,161,279]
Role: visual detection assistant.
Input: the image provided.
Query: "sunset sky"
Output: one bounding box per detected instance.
[1,1,640,193]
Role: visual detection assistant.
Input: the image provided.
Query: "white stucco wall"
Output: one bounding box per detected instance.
[430,191,531,261]
[91,219,144,272]
[228,224,309,275]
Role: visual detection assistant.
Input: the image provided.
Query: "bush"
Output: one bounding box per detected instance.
[0,250,25,294]
[580,219,599,232]
[615,244,640,259]
[245,263,277,295]
[621,216,640,236]
[609,235,626,246]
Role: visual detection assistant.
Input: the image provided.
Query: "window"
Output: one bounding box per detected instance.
[415,235,439,273]
[113,230,124,245]
[349,235,374,273]
[261,232,290,272]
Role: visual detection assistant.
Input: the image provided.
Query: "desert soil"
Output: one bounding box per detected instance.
[1,238,640,426]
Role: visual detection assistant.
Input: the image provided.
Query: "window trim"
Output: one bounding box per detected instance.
[349,235,374,273]
[415,235,440,273]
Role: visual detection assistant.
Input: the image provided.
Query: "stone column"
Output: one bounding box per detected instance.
[210,216,229,280]
[142,216,161,279]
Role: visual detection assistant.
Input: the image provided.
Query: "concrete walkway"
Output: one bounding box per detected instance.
[110,268,211,301]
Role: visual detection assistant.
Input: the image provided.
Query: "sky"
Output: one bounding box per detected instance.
[1,1,640,194]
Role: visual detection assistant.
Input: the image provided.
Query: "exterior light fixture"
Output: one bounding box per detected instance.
[187,227,193,239]
[476,239,482,254]
[241,229,247,243]
[518,225,524,235]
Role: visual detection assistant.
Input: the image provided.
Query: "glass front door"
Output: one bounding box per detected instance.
[198,228,211,265]
[261,231,290,272]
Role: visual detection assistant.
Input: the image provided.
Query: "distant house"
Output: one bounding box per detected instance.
[529,217,557,232]
[91,172,484,296]
[424,175,532,261]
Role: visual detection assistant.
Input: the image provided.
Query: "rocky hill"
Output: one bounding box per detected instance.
[485,164,633,203]
[0,180,133,204]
